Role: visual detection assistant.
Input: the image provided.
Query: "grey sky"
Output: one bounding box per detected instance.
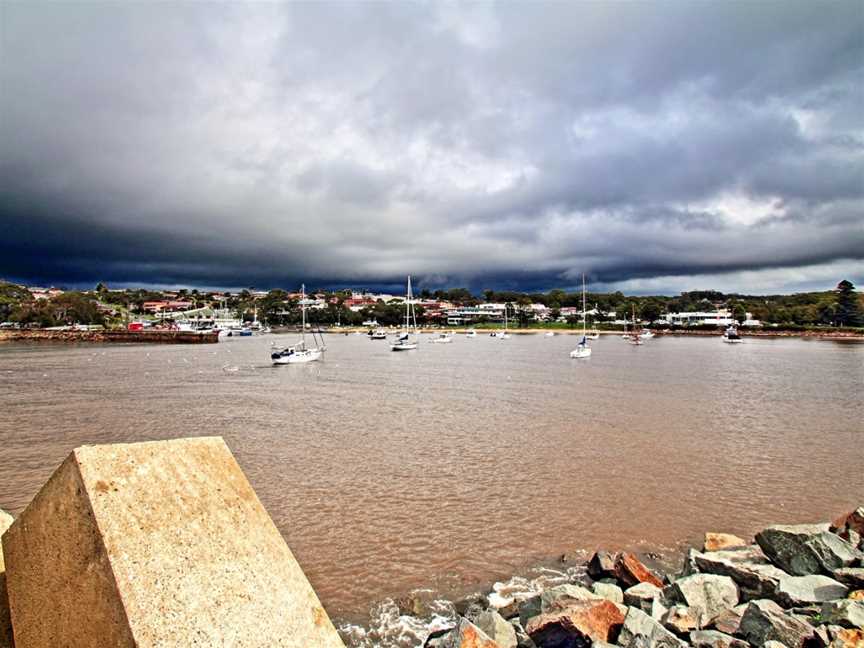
[1,1,861,294]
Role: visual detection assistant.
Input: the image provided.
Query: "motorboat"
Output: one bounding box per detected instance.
[722,325,743,343]
[368,329,388,340]
[465,329,477,338]
[430,332,453,344]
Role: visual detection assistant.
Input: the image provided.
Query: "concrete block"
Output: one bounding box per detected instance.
[1,509,15,648]
[2,437,344,648]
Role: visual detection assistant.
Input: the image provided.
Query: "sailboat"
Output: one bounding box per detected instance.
[570,275,592,358]
[624,305,643,345]
[271,285,325,364]
[391,276,419,351]
[490,304,510,339]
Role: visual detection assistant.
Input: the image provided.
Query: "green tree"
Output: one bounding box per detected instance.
[835,280,864,327]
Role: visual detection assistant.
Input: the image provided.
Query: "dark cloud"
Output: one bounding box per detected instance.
[1,1,862,294]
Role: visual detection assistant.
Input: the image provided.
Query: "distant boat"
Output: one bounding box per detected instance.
[490,304,510,339]
[430,332,453,344]
[545,331,555,337]
[466,329,477,338]
[722,325,742,343]
[570,274,592,358]
[391,276,419,351]
[585,331,600,340]
[271,285,325,364]
[640,329,655,339]
[624,305,643,345]
[368,329,387,340]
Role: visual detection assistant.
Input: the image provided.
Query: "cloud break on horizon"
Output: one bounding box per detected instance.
[0,2,862,295]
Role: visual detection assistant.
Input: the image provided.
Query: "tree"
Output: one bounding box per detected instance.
[641,302,662,324]
[835,280,864,327]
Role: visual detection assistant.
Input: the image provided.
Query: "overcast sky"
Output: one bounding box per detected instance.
[1,2,862,295]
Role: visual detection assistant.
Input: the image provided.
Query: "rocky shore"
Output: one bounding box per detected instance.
[0,329,218,344]
[342,509,864,648]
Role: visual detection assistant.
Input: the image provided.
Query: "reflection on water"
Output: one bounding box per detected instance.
[0,334,862,619]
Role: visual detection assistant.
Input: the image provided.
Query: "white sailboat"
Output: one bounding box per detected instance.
[271,285,325,364]
[391,276,419,351]
[570,274,592,358]
[491,304,510,339]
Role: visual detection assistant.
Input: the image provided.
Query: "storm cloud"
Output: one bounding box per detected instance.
[1,1,862,293]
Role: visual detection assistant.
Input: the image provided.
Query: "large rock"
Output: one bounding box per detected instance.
[589,552,620,581]
[755,524,861,576]
[594,582,625,604]
[738,599,815,648]
[660,605,699,635]
[693,547,789,600]
[708,604,748,635]
[540,584,602,613]
[525,599,625,646]
[772,575,849,607]
[617,607,687,648]
[704,534,748,553]
[820,599,864,629]
[665,573,739,626]
[624,583,662,613]
[476,610,517,648]
[689,629,750,648]
[831,568,864,589]
[616,553,664,589]
[831,508,864,536]
[2,437,345,648]
[443,618,502,648]
[828,628,864,648]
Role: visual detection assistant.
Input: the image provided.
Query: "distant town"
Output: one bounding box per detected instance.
[1,278,862,333]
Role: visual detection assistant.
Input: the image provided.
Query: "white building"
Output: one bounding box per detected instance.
[666,309,750,326]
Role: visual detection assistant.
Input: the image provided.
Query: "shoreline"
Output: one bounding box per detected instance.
[338,507,864,648]
[0,329,218,344]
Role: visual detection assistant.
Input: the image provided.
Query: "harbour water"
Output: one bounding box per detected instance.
[0,333,862,626]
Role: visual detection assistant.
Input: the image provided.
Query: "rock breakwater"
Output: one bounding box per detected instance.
[340,509,864,648]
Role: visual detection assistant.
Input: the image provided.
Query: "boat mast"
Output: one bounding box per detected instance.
[582,274,587,339]
[301,284,307,344]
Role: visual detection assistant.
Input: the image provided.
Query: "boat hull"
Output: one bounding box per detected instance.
[391,343,418,351]
[570,347,592,358]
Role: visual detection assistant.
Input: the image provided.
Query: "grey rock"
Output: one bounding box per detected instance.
[624,582,662,613]
[661,605,700,635]
[589,551,620,580]
[651,598,669,622]
[693,547,789,600]
[738,599,815,648]
[772,575,848,607]
[617,606,687,648]
[665,574,740,626]
[689,629,750,648]
[594,581,625,604]
[539,584,601,613]
[442,618,499,648]
[755,524,861,576]
[813,625,832,648]
[518,595,542,629]
[707,604,748,635]
[476,609,518,648]
[831,567,864,589]
[508,619,538,648]
[819,599,864,629]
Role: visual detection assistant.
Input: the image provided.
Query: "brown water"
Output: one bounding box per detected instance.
[1,333,862,622]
